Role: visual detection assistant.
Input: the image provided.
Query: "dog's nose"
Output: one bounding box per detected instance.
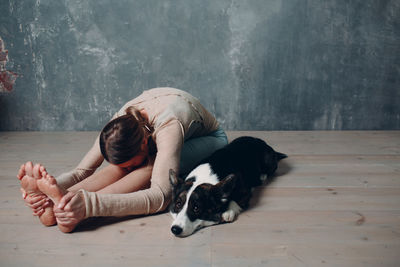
[171,225,183,236]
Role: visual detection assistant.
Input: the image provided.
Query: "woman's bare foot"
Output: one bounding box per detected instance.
[37,172,77,233]
[17,162,56,226]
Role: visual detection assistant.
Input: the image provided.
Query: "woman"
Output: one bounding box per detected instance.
[18,88,228,232]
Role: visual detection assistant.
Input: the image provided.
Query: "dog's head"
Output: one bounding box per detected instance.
[169,166,236,237]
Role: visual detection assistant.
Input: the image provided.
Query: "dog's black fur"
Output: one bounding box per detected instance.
[206,136,285,206]
[169,136,287,237]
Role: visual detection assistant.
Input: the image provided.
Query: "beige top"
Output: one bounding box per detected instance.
[56,88,219,218]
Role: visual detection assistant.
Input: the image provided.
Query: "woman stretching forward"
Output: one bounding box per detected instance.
[17,88,228,232]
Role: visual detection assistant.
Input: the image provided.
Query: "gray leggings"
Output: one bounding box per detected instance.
[179,126,228,175]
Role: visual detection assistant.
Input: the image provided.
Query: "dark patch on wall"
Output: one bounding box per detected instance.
[0,0,399,131]
[0,36,18,92]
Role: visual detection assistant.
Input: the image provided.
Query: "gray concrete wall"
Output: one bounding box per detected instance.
[1,0,399,131]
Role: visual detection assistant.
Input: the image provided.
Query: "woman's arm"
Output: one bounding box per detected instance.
[56,120,184,220]
[56,135,105,190]
[55,110,124,190]
[86,120,183,216]
[54,161,154,227]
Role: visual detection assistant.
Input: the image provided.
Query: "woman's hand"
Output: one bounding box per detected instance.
[20,188,51,216]
[53,191,86,228]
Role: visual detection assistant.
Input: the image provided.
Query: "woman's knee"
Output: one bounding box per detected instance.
[180,129,228,174]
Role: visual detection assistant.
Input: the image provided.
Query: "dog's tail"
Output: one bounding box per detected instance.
[276,152,288,161]
[261,149,288,182]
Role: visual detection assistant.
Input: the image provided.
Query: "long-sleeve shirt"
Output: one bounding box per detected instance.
[56,88,219,218]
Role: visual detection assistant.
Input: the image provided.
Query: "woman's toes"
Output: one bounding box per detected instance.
[39,165,47,177]
[33,163,41,179]
[17,164,26,180]
[25,161,34,177]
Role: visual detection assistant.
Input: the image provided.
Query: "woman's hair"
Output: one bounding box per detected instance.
[99,107,151,164]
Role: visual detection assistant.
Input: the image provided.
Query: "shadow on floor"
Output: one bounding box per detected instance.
[74,212,167,233]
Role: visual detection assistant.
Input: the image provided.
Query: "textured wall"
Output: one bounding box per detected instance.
[1,0,399,131]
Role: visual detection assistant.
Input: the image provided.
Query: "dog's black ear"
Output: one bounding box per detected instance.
[215,174,237,202]
[169,169,183,187]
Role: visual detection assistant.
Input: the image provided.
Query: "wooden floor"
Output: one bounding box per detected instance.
[0,131,399,267]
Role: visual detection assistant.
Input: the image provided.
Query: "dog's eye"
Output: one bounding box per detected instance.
[176,199,183,209]
[193,204,200,213]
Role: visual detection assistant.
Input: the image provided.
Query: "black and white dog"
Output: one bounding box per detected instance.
[169,136,287,237]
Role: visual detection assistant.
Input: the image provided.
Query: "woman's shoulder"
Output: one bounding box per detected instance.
[152,118,184,147]
[144,87,195,98]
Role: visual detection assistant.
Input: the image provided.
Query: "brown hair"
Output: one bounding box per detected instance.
[99,107,152,164]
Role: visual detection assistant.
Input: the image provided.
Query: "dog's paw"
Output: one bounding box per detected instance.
[260,174,268,182]
[222,209,237,222]
[222,201,242,222]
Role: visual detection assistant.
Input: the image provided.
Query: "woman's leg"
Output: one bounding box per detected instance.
[179,127,228,175]
[96,163,153,194]
[32,161,153,233]
[67,164,127,193]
